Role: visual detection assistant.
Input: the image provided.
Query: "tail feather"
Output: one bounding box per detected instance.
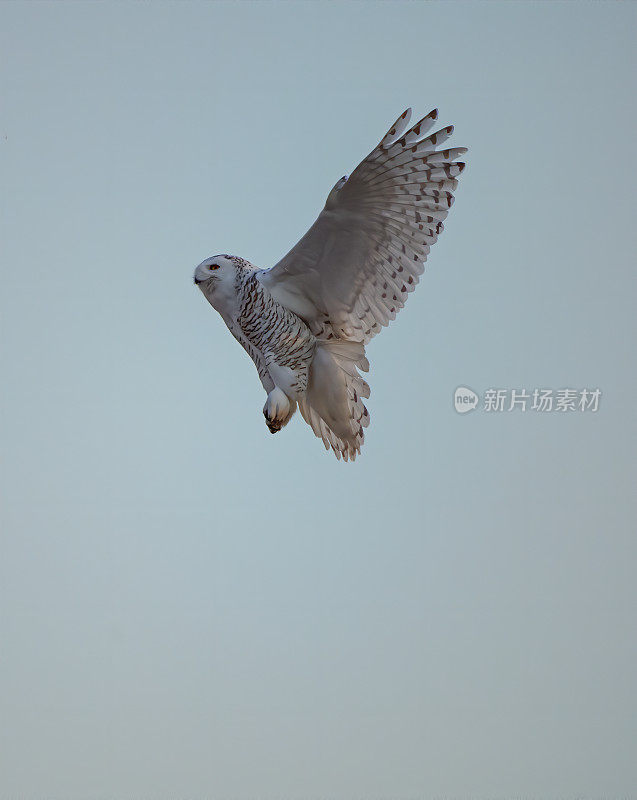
[298,340,370,461]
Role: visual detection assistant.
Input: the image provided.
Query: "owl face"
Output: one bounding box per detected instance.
[193,254,234,286]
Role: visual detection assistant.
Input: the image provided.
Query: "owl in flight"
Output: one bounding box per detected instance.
[194,108,466,460]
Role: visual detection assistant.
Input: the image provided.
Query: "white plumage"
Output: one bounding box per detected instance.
[194,108,467,460]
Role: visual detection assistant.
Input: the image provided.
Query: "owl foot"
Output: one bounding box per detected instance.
[263,386,293,434]
[263,386,296,433]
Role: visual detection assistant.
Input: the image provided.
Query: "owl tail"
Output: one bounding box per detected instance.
[298,340,370,461]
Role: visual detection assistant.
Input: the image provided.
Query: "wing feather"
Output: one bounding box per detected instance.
[259,107,466,342]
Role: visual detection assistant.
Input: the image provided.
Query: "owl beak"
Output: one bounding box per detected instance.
[193,276,201,285]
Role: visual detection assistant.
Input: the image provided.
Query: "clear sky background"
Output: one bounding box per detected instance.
[1,1,636,798]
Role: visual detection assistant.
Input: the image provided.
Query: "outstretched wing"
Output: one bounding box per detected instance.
[259,108,467,343]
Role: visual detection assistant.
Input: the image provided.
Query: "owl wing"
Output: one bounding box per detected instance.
[258,108,467,343]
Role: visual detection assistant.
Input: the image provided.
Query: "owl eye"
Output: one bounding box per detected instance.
[209,263,220,270]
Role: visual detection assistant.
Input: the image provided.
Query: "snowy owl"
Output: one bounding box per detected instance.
[194,108,466,460]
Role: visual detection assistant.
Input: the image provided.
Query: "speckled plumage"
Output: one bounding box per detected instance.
[194,108,467,460]
[234,262,316,395]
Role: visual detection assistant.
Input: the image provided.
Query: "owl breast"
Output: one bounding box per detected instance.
[235,271,316,397]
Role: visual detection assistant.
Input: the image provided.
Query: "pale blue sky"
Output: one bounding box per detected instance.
[1,1,636,798]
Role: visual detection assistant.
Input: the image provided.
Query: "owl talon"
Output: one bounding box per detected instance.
[263,408,282,434]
